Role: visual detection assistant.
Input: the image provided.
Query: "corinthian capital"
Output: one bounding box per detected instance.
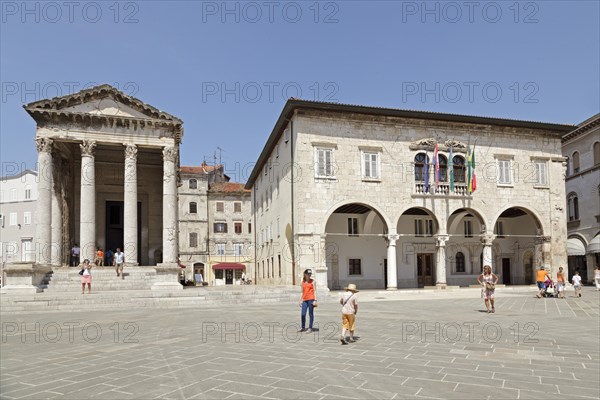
[124,144,138,160]
[434,234,449,247]
[35,138,53,154]
[80,140,97,157]
[162,146,177,162]
[481,233,496,246]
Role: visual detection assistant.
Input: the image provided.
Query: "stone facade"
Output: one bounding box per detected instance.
[247,100,574,290]
[562,113,600,283]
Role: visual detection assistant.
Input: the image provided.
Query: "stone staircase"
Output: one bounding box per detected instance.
[42,266,157,292]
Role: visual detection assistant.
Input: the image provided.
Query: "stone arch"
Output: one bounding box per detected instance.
[447,207,488,234]
[394,206,440,234]
[491,205,545,236]
[322,200,391,235]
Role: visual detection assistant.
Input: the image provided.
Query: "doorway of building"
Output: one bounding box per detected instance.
[225,269,233,285]
[502,258,511,285]
[384,259,388,288]
[417,253,434,287]
[105,201,142,265]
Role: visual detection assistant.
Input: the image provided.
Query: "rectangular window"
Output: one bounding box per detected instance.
[213,222,227,233]
[189,232,198,247]
[10,189,17,201]
[189,202,197,214]
[414,219,423,237]
[216,202,224,212]
[348,217,359,236]
[414,219,433,237]
[496,221,505,238]
[234,243,243,256]
[278,254,281,278]
[9,213,17,226]
[363,152,380,179]
[315,148,334,177]
[23,212,31,225]
[25,188,31,200]
[234,202,242,213]
[534,161,547,186]
[248,223,252,234]
[349,259,362,275]
[464,220,473,238]
[216,243,225,255]
[497,159,512,185]
[234,222,242,234]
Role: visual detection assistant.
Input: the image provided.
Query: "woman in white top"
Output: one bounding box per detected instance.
[81,259,92,294]
[477,265,499,313]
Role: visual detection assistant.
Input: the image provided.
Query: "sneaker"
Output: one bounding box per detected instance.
[307,328,313,333]
[348,337,356,343]
[340,336,348,345]
[297,328,307,333]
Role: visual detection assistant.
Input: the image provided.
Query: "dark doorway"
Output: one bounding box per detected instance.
[502,258,511,285]
[384,259,388,288]
[417,254,434,287]
[568,256,587,284]
[225,269,234,285]
[105,201,142,265]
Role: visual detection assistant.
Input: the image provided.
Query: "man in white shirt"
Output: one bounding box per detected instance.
[339,284,359,345]
[114,248,125,280]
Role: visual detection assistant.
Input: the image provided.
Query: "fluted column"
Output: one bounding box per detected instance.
[162,146,178,264]
[35,138,53,265]
[124,144,138,266]
[481,233,496,272]
[79,140,96,263]
[435,234,449,287]
[50,154,62,266]
[385,233,399,290]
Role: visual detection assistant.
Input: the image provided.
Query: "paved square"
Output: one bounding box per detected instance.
[1,289,599,399]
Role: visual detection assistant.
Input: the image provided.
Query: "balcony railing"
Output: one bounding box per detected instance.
[414,183,469,196]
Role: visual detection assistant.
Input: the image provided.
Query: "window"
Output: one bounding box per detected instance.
[348,218,359,236]
[214,222,227,233]
[594,142,600,165]
[349,259,362,275]
[23,212,31,225]
[453,156,466,183]
[271,256,274,278]
[534,161,547,186]
[362,152,380,179]
[495,221,505,238]
[189,179,197,189]
[216,202,224,212]
[234,222,242,234]
[567,193,579,221]
[189,202,197,214]
[234,243,243,256]
[497,159,512,185]
[216,243,225,255]
[267,259,270,278]
[10,189,17,201]
[464,220,473,238]
[248,223,252,234]
[455,252,466,273]
[9,213,17,226]
[24,186,31,200]
[438,155,448,182]
[572,151,580,173]
[415,219,433,237]
[565,156,571,176]
[189,232,198,247]
[414,153,428,181]
[315,148,334,177]
[234,202,242,213]
[278,255,281,278]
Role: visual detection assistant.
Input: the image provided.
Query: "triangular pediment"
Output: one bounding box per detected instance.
[24,84,181,123]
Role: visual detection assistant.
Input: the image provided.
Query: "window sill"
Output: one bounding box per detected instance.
[362,178,381,182]
[533,185,549,189]
[315,176,337,181]
[497,183,514,188]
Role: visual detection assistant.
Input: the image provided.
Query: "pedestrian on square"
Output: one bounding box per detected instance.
[298,269,317,333]
[71,243,80,267]
[339,283,359,345]
[594,265,600,291]
[96,247,104,266]
[81,259,92,294]
[572,270,582,298]
[114,248,125,279]
[535,266,550,298]
[105,249,113,266]
[556,266,566,299]
[477,265,498,313]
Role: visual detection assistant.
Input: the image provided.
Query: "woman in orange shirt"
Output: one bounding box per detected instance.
[298,269,317,333]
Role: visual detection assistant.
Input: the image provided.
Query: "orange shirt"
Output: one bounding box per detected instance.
[301,279,315,301]
[536,270,547,282]
[97,250,104,258]
[557,272,564,283]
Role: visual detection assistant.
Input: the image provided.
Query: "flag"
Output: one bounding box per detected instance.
[467,143,472,193]
[449,145,454,192]
[471,145,477,193]
[433,143,439,191]
[424,151,430,193]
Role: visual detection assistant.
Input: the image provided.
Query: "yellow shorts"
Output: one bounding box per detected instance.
[342,314,356,331]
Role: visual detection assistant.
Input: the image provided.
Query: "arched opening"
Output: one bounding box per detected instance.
[446,208,485,282]
[567,235,588,284]
[396,207,439,288]
[325,203,388,290]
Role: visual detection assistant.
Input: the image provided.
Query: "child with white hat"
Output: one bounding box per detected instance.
[340,283,359,345]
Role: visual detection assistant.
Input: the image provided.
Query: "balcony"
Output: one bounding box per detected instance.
[414,182,470,196]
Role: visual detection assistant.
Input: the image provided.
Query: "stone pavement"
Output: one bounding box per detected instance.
[1,288,598,400]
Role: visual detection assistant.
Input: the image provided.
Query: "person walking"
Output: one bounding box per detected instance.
[594,265,600,291]
[298,269,317,333]
[477,265,499,313]
[81,259,92,294]
[535,266,550,298]
[557,266,566,299]
[572,270,582,298]
[71,243,80,267]
[339,283,359,345]
[105,249,113,267]
[114,248,125,279]
[96,247,104,266]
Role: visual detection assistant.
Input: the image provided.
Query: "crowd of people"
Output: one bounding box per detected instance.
[72,244,126,294]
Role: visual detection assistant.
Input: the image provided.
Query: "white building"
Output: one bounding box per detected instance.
[246,100,574,290]
[0,170,38,264]
[563,113,600,283]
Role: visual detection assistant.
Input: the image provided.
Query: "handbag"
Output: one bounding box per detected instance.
[485,282,495,290]
[79,269,84,276]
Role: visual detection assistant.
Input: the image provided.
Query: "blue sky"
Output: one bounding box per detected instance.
[1,0,599,183]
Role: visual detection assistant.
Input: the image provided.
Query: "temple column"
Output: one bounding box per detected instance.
[481,233,496,272]
[50,153,62,266]
[35,138,53,265]
[385,233,399,290]
[124,144,138,266]
[435,234,449,287]
[161,146,178,264]
[79,140,96,263]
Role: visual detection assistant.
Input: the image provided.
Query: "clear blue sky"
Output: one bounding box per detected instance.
[1,1,599,183]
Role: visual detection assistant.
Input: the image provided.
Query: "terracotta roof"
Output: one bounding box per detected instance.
[209,182,251,194]
[181,165,223,174]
